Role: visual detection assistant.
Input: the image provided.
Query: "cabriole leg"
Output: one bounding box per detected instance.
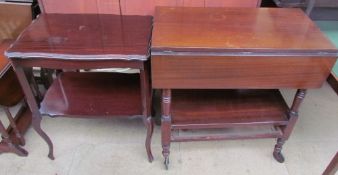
[161,89,171,170]
[12,63,54,160]
[143,116,154,162]
[273,89,306,163]
[32,115,54,159]
[140,65,154,162]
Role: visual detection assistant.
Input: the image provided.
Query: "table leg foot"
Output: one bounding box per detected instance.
[11,144,28,157]
[0,142,28,157]
[145,116,154,163]
[273,138,285,163]
[164,156,169,170]
[48,152,55,160]
[273,151,285,163]
[32,116,54,160]
[162,144,170,170]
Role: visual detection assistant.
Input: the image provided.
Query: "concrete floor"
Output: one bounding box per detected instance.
[0,83,337,175]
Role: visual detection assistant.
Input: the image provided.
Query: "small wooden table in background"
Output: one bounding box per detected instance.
[0,40,30,156]
[151,7,338,169]
[0,1,34,156]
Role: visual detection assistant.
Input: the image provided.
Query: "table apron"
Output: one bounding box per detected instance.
[10,58,145,70]
[151,55,337,89]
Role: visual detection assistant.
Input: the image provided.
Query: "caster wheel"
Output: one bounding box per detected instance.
[164,157,169,170]
[273,152,285,163]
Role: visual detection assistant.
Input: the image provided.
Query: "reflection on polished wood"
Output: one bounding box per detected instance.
[152,7,337,55]
[171,89,289,128]
[7,14,152,61]
[40,72,142,117]
[151,7,338,169]
[0,40,13,77]
[152,56,336,89]
[38,0,261,15]
[7,14,154,162]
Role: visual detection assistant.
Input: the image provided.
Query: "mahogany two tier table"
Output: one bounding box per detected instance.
[6,14,154,162]
[151,7,338,169]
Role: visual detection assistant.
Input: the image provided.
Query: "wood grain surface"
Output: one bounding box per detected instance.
[39,0,260,15]
[0,40,11,77]
[6,14,152,61]
[40,72,142,117]
[171,89,289,126]
[152,56,336,89]
[152,7,337,56]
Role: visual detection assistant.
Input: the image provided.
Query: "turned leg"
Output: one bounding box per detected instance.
[0,117,28,156]
[12,63,54,160]
[3,107,25,146]
[140,64,154,162]
[162,89,172,169]
[273,89,306,163]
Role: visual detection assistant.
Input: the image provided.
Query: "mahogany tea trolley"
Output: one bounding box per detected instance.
[6,14,154,162]
[151,7,338,169]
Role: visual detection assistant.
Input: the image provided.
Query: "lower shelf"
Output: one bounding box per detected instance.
[171,89,290,129]
[172,125,283,142]
[40,72,143,117]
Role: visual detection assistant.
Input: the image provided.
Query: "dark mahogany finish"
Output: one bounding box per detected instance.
[6,14,154,162]
[171,89,289,127]
[151,7,338,169]
[152,56,336,89]
[38,0,261,15]
[0,41,12,78]
[327,73,338,94]
[7,14,152,61]
[0,40,30,157]
[152,7,337,55]
[40,72,142,117]
[323,152,338,175]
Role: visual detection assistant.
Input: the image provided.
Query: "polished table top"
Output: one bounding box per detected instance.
[6,14,152,61]
[151,7,338,89]
[152,7,337,56]
[0,40,11,77]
